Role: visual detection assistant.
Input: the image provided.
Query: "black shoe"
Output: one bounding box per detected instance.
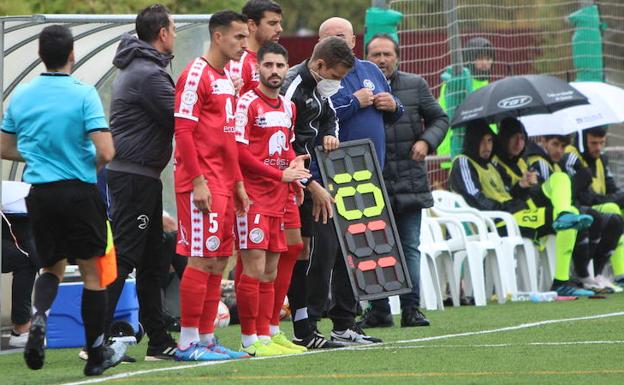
[79,346,136,363]
[24,313,46,370]
[401,307,431,327]
[355,308,394,329]
[84,341,127,376]
[145,335,178,361]
[330,325,383,345]
[292,331,344,349]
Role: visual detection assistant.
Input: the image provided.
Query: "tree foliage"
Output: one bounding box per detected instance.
[0,0,369,34]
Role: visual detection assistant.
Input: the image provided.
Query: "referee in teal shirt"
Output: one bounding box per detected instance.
[1,25,125,376]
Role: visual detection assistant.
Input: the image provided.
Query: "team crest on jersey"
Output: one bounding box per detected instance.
[181,90,198,106]
[363,79,375,91]
[268,130,289,156]
[249,228,264,244]
[206,235,221,252]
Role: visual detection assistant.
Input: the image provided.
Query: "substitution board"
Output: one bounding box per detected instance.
[315,139,412,301]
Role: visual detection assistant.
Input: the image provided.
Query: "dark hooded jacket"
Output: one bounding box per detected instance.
[491,118,534,201]
[382,70,448,213]
[107,34,175,179]
[449,121,528,213]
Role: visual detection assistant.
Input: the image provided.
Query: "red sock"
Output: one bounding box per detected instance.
[234,254,243,287]
[198,273,222,335]
[236,274,260,336]
[257,281,275,337]
[179,266,209,328]
[271,243,303,325]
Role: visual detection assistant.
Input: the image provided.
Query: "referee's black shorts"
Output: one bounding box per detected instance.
[26,179,107,267]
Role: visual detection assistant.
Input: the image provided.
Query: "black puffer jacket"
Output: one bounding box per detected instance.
[383,71,449,212]
[108,34,175,179]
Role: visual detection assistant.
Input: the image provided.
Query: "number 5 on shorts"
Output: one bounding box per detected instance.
[209,213,219,233]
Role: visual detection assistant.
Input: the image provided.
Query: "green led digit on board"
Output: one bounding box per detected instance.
[357,183,385,217]
[335,186,363,220]
[353,170,372,181]
[332,173,352,184]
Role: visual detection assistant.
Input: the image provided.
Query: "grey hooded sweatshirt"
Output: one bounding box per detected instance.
[107,34,175,179]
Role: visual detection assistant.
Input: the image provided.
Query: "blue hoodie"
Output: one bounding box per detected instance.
[331,58,404,168]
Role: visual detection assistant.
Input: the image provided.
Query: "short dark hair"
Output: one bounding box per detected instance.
[543,134,571,145]
[311,36,355,70]
[586,126,607,137]
[136,4,171,43]
[209,10,248,37]
[242,0,282,24]
[366,33,399,57]
[257,42,288,62]
[39,25,74,70]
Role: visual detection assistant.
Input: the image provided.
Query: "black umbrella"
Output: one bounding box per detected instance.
[450,74,589,127]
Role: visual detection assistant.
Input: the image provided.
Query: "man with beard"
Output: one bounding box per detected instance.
[234,42,310,356]
[230,0,283,95]
[173,10,251,361]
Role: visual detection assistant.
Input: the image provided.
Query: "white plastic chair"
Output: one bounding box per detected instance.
[424,204,506,306]
[420,213,463,307]
[417,216,450,310]
[431,190,539,294]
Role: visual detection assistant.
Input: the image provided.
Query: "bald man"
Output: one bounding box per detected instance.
[302,18,403,346]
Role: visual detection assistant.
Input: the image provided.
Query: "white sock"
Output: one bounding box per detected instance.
[199,333,215,345]
[258,335,271,342]
[269,325,280,336]
[241,334,258,348]
[179,327,200,350]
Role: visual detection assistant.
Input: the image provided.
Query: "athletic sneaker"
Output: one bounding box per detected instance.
[239,340,283,357]
[145,336,178,361]
[552,212,593,231]
[330,326,383,345]
[175,343,229,361]
[552,284,594,297]
[9,330,28,348]
[614,276,624,289]
[262,339,299,355]
[595,275,623,293]
[24,313,46,370]
[272,332,307,353]
[579,276,602,291]
[83,341,128,376]
[292,331,344,349]
[200,340,251,359]
[79,346,137,363]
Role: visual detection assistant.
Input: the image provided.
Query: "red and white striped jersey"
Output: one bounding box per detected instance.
[228,50,259,97]
[174,57,240,195]
[235,87,296,216]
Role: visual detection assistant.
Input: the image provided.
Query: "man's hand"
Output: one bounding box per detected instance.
[353,88,374,108]
[323,136,339,152]
[411,140,429,161]
[232,77,244,95]
[308,180,334,224]
[192,176,212,212]
[282,160,311,183]
[519,171,538,188]
[373,92,397,112]
[295,185,305,206]
[233,181,250,216]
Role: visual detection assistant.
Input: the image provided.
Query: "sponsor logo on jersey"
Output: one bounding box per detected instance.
[363,79,375,91]
[249,228,264,244]
[206,235,221,251]
[268,130,289,156]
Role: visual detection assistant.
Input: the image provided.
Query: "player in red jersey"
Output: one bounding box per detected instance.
[173,10,251,361]
[234,42,311,357]
[229,0,283,96]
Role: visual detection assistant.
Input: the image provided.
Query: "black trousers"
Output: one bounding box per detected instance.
[2,215,38,325]
[306,218,357,331]
[106,170,168,346]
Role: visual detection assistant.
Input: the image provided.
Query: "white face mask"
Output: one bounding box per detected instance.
[311,68,341,98]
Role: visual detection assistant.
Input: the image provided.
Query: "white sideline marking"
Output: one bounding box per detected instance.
[355,340,624,351]
[59,311,624,385]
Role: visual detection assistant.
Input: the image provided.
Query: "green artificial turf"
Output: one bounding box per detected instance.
[2,294,623,385]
